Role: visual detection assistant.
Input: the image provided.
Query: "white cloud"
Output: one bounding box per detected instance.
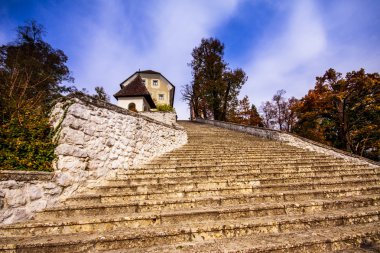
[242,0,380,108]
[242,0,327,105]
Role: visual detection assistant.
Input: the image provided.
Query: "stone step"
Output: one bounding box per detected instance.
[156,155,333,162]
[120,165,374,178]
[2,206,379,252]
[163,151,315,156]
[88,173,380,194]
[332,242,380,253]
[37,187,380,219]
[130,162,370,172]
[112,222,380,253]
[2,195,380,238]
[164,147,313,152]
[65,180,380,206]
[115,168,378,183]
[148,158,344,165]
[72,180,380,205]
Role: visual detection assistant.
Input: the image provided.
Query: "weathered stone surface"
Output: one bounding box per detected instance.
[6,189,27,207]
[55,173,73,187]
[28,199,47,211]
[9,208,29,222]
[28,185,43,201]
[55,144,88,158]
[43,182,57,190]
[140,111,177,125]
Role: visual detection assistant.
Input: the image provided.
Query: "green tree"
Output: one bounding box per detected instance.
[93,86,110,102]
[183,38,247,121]
[0,21,74,170]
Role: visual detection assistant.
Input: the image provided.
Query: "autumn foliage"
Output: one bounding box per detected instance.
[292,68,379,160]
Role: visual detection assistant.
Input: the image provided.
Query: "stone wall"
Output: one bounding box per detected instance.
[140,111,177,125]
[0,94,187,224]
[0,171,57,224]
[196,119,379,167]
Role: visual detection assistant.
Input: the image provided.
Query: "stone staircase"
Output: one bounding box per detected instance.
[1,121,380,252]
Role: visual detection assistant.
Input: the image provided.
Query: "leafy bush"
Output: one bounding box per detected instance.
[156,104,175,112]
[0,110,56,171]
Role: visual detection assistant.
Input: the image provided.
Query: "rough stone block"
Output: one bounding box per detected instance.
[43,182,57,190]
[28,185,43,201]
[56,156,86,171]
[9,208,29,223]
[6,189,27,208]
[55,144,88,158]
[55,173,73,187]
[60,129,85,145]
[28,199,47,211]
[69,104,90,120]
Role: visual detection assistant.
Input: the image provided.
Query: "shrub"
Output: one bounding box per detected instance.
[0,110,56,171]
[156,104,175,112]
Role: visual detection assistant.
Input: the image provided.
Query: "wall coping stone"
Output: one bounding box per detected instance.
[0,170,54,181]
[55,93,184,130]
[195,118,379,167]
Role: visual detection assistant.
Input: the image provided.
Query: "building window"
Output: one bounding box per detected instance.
[128,103,136,112]
[152,80,159,86]
[158,94,164,100]
[142,79,146,85]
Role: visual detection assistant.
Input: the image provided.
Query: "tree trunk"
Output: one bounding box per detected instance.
[220,80,231,121]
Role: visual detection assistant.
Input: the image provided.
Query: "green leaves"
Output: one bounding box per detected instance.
[184,37,247,121]
[0,110,55,171]
[156,104,175,112]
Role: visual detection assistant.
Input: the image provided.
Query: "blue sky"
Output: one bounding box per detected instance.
[1,0,380,119]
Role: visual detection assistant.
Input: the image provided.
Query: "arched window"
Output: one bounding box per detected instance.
[128,103,136,112]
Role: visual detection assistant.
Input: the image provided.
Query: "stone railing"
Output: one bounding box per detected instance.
[140,111,177,126]
[196,118,379,167]
[0,94,187,224]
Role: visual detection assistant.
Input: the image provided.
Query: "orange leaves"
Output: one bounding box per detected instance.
[293,68,379,160]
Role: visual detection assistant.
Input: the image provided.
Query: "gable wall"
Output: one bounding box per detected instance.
[141,74,173,106]
[117,97,150,111]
